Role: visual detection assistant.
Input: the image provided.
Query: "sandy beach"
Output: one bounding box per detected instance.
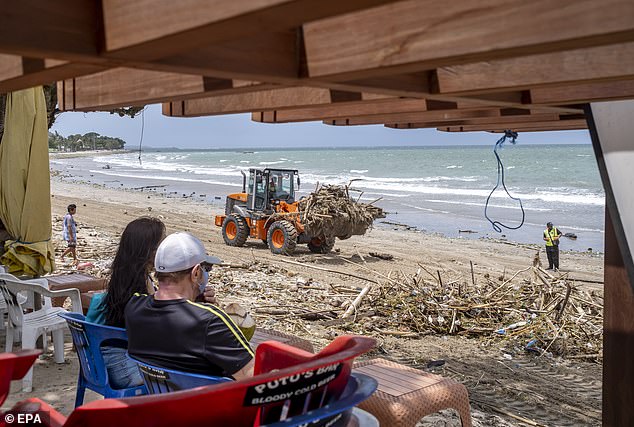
[2,173,604,426]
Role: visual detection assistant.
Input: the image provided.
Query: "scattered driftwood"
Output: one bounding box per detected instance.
[297,184,384,239]
[276,257,379,284]
[132,185,167,190]
[369,252,394,260]
[342,283,372,318]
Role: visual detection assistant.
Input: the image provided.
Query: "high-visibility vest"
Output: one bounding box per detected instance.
[544,227,559,247]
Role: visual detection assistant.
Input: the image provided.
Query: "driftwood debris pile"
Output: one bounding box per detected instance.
[297,185,384,238]
[219,256,603,360]
[357,265,603,359]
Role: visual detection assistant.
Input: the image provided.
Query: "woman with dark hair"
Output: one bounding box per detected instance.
[86,216,166,388]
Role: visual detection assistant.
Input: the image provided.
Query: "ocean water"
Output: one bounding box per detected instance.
[50,144,605,252]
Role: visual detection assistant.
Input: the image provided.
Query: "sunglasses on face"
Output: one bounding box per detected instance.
[200,263,213,272]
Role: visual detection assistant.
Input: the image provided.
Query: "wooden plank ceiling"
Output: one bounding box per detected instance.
[2,0,634,132]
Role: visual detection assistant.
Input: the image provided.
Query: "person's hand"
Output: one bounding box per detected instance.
[202,285,219,305]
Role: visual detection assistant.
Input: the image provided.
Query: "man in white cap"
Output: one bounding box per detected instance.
[125,232,254,380]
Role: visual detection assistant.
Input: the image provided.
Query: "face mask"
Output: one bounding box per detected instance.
[198,270,209,295]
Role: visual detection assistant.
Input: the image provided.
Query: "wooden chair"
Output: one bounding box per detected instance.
[354,358,473,427]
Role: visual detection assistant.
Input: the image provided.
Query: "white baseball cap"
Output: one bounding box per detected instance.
[154,232,222,273]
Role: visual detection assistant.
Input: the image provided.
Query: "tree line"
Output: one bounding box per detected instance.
[49,131,126,151]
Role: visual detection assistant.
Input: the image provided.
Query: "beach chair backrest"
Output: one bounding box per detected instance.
[59,312,112,389]
[59,312,147,407]
[131,357,232,393]
[0,277,27,328]
[0,274,55,325]
[58,312,129,388]
[252,335,375,425]
[0,350,41,406]
[62,335,376,427]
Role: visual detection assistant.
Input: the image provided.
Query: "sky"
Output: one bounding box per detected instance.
[51,104,592,149]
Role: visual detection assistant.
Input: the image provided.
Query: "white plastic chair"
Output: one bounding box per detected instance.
[0,265,27,338]
[0,273,82,392]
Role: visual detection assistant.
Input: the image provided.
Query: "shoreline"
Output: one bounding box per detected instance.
[50,170,602,256]
[47,175,604,288]
[48,148,605,253]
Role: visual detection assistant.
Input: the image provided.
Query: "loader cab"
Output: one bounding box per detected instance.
[247,168,299,211]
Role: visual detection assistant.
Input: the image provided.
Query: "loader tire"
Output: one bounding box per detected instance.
[308,236,336,254]
[222,214,249,247]
[267,220,298,255]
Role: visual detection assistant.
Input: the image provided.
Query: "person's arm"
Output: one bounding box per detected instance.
[204,314,255,379]
[543,231,549,242]
[232,358,254,380]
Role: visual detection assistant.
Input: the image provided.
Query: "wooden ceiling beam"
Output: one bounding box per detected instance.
[57,68,277,111]
[0,54,105,93]
[101,0,400,61]
[435,42,634,95]
[303,0,634,80]
[0,1,102,60]
[322,108,535,126]
[529,80,634,105]
[385,113,575,129]
[248,97,488,124]
[151,31,300,82]
[310,78,583,114]
[163,87,395,117]
[0,1,398,62]
[437,119,588,133]
[249,95,583,124]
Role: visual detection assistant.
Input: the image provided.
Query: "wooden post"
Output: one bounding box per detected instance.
[470,260,475,285]
[585,101,634,425]
[603,208,634,426]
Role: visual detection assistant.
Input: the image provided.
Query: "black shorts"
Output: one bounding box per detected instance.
[67,241,76,248]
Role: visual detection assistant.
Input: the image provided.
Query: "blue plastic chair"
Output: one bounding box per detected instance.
[129,356,232,394]
[58,312,147,407]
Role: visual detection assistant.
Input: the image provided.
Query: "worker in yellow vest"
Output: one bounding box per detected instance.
[543,222,562,271]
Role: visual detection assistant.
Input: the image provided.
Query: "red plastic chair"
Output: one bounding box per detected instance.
[0,350,41,406]
[4,335,376,427]
[253,334,375,424]
[0,350,67,427]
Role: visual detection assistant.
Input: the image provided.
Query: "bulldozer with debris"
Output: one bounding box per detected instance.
[214,168,383,255]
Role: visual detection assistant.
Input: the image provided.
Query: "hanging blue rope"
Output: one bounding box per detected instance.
[484,130,525,233]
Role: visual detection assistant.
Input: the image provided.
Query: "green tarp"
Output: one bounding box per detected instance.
[0,87,55,276]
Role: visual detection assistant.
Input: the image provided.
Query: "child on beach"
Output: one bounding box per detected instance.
[61,204,77,263]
